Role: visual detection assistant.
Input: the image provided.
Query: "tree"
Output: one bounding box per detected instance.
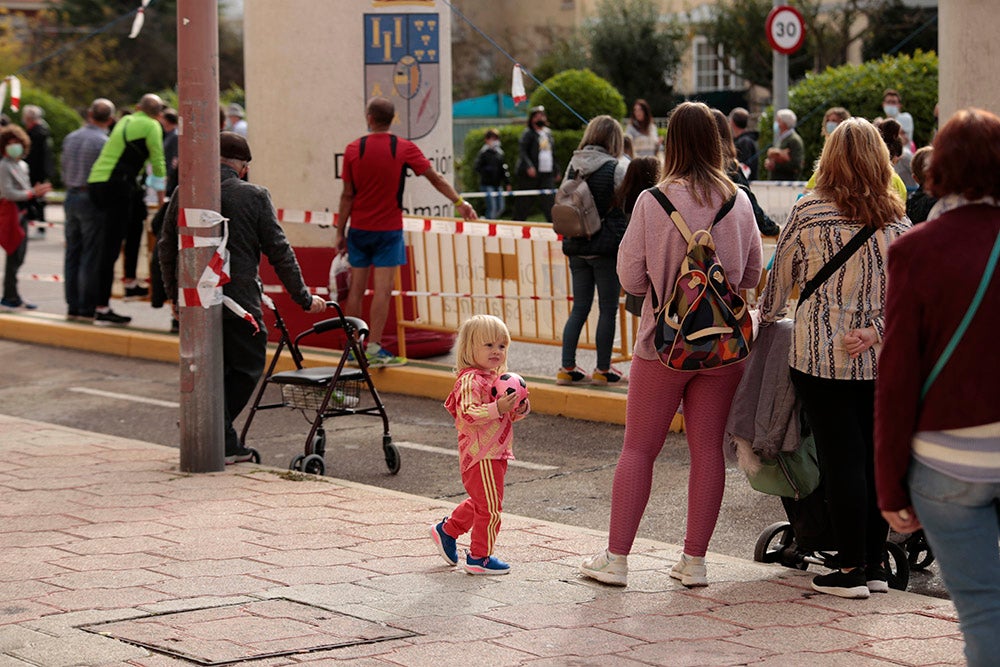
[699,1,913,92]
[587,0,684,114]
[43,0,179,104]
[862,0,937,61]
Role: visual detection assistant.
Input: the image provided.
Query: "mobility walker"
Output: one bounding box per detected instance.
[239,298,400,477]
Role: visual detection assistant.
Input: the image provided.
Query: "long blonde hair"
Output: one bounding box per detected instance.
[454,314,511,374]
[814,117,905,228]
[660,102,736,206]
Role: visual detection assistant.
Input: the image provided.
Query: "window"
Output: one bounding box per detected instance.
[692,36,740,92]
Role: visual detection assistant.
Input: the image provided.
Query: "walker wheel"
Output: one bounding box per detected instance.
[302,454,325,476]
[904,530,935,570]
[383,442,400,475]
[311,427,326,456]
[886,540,911,591]
[249,448,261,464]
[289,454,305,472]
[754,521,795,565]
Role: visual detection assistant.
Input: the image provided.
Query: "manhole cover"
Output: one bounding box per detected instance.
[80,599,415,665]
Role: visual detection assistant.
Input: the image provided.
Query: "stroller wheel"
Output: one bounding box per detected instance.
[289,454,305,472]
[303,454,325,476]
[383,441,401,475]
[754,521,795,565]
[904,530,935,570]
[886,540,911,591]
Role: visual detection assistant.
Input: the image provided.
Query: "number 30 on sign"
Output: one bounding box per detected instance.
[766,5,806,55]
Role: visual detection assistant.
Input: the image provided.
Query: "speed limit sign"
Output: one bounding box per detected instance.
[766,5,806,55]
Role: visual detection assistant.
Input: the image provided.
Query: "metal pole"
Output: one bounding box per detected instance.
[177,0,224,472]
[772,0,789,125]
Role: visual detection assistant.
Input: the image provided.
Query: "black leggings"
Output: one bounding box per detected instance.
[790,368,888,569]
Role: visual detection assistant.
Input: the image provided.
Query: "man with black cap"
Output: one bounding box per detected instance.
[158,131,326,464]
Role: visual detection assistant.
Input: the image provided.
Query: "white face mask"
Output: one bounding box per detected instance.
[5,143,23,159]
[772,121,781,136]
[883,104,900,117]
[825,121,839,135]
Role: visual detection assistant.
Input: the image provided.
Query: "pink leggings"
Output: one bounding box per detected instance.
[608,357,745,558]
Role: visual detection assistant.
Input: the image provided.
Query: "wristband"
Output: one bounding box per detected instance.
[454,197,465,207]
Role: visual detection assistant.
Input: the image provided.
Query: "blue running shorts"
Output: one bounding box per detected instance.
[346,228,406,268]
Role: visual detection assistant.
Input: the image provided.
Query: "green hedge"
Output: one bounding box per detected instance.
[758,51,938,179]
[528,69,626,131]
[7,84,84,188]
[459,125,584,218]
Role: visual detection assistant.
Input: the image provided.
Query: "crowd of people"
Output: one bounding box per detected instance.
[460,97,997,666]
[0,87,996,666]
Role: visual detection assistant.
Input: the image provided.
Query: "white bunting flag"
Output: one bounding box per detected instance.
[129,0,151,39]
[512,65,526,105]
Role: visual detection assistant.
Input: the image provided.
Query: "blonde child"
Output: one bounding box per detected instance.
[431,314,530,575]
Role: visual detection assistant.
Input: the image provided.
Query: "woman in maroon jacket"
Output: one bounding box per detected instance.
[875,108,1000,667]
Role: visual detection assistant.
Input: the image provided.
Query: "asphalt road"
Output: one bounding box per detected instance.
[0,338,947,598]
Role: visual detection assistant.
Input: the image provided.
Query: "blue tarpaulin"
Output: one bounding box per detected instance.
[453,93,521,118]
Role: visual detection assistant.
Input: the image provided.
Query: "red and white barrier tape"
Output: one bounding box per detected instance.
[272,209,561,241]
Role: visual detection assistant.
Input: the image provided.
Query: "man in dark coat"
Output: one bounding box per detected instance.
[158,132,326,463]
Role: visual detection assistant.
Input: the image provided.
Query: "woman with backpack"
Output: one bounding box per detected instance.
[579,102,762,587]
[555,115,629,386]
[756,118,910,599]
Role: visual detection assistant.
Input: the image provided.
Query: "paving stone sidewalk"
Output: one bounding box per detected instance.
[0,415,964,666]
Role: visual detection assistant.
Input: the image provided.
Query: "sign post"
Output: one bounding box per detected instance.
[767,3,806,114]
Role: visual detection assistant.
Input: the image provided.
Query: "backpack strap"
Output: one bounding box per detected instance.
[796,224,878,310]
[645,187,738,310]
[646,187,694,243]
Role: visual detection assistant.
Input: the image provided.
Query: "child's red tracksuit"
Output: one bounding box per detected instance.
[441,367,529,558]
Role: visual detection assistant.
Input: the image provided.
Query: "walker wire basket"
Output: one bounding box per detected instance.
[280,380,362,412]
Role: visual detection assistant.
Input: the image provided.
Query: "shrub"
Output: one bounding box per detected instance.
[758,51,938,179]
[7,83,84,188]
[527,69,626,131]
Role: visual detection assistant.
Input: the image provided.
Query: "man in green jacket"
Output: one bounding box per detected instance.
[87,93,167,324]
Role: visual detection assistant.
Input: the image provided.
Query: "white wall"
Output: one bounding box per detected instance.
[243,0,456,245]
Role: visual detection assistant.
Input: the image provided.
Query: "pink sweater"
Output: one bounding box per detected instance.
[444,367,529,472]
[618,183,764,360]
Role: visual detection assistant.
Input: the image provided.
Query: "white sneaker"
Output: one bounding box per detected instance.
[669,553,708,587]
[579,550,628,586]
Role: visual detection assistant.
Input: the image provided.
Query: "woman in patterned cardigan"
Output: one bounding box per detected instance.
[757,118,910,599]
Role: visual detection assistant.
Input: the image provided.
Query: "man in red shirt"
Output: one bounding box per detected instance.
[337,97,476,365]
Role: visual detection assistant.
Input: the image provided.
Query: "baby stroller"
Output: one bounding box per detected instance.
[239,298,400,477]
[753,486,912,590]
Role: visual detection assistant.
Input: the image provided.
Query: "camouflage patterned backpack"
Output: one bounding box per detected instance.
[647,187,753,371]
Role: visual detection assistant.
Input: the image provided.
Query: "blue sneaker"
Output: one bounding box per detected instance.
[464,553,510,576]
[430,518,457,566]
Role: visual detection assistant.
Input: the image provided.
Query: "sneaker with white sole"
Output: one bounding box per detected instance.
[224,447,256,465]
[579,550,628,586]
[865,564,889,593]
[430,518,458,566]
[464,553,510,575]
[811,569,870,599]
[592,366,628,386]
[669,553,708,587]
[556,366,591,386]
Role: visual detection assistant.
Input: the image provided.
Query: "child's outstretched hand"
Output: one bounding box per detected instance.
[496,391,519,415]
